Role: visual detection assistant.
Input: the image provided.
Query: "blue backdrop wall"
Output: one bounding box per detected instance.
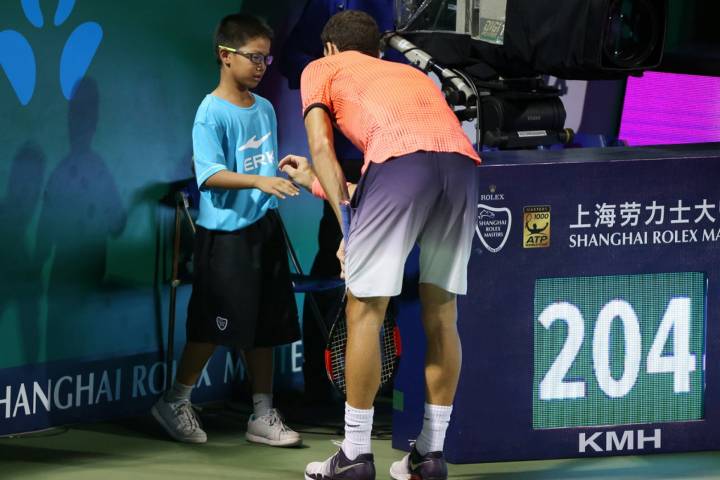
[0,0,321,434]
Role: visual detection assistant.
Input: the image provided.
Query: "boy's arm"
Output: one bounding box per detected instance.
[304,108,349,223]
[193,120,298,199]
[204,170,299,199]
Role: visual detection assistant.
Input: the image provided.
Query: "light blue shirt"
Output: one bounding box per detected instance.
[192,94,279,231]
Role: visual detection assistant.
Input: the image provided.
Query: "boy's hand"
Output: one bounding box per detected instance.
[255,176,300,199]
[279,155,316,190]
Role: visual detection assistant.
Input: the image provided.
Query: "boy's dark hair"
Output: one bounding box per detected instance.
[321,10,380,57]
[214,13,273,64]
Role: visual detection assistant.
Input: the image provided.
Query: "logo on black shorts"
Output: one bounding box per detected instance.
[216,316,228,331]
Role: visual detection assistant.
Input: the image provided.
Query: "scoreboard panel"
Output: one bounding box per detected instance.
[533,272,705,429]
[391,145,720,463]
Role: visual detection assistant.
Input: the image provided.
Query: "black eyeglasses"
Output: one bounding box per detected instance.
[219,45,274,66]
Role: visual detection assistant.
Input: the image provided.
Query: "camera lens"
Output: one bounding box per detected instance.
[603,0,660,68]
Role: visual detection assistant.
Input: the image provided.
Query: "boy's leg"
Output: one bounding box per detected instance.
[152,341,215,444]
[244,347,273,416]
[244,345,302,447]
[243,211,301,448]
[175,341,217,387]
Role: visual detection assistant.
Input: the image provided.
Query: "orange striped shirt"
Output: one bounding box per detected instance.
[300,51,481,172]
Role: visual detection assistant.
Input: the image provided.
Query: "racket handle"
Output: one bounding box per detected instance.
[339,201,352,244]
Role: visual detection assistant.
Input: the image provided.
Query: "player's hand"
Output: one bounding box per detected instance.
[279,155,315,190]
[255,176,300,199]
[336,239,346,279]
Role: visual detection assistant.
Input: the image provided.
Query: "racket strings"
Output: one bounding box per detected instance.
[329,320,348,391]
[326,303,400,394]
[379,317,398,384]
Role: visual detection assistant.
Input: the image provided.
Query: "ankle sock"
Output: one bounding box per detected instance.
[414,403,452,455]
[341,402,374,460]
[252,393,273,417]
[164,381,193,404]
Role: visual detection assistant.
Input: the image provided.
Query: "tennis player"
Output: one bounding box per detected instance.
[280,10,480,480]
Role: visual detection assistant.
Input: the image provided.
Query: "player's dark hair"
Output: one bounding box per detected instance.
[321,10,381,57]
[214,13,273,65]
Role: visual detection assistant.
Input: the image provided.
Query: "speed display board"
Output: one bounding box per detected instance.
[392,145,720,463]
[533,272,705,429]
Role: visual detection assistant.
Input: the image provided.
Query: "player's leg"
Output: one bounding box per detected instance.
[420,284,461,407]
[306,154,439,479]
[389,284,459,480]
[391,152,478,480]
[343,153,433,456]
[342,291,390,455]
[344,293,390,408]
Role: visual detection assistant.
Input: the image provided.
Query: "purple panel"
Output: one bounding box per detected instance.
[619,72,720,146]
[392,145,720,463]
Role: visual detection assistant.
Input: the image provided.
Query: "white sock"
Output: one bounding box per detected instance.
[415,403,453,455]
[252,393,273,417]
[341,403,374,460]
[164,381,193,404]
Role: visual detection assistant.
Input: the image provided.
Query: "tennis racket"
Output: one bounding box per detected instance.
[324,202,402,394]
[324,293,401,394]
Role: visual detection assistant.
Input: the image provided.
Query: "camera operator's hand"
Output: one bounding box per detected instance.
[279,155,316,191]
[255,176,300,199]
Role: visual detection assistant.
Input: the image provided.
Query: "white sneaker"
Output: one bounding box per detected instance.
[246,408,302,447]
[151,397,207,444]
[389,453,411,480]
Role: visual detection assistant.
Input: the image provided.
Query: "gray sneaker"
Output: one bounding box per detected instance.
[246,408,302,447]
[151,397,207,444]
[305,447,375,479]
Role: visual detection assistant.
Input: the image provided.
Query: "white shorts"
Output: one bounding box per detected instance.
[345,151,479,298]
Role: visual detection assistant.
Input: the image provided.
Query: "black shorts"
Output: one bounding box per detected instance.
[186,210,300,349]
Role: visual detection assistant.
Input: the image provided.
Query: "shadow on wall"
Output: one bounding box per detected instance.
[36,76,127,360]
[0,141,46,363]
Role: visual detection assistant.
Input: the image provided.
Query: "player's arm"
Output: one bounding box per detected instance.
[304,108,349,223]
[204,170,299,200]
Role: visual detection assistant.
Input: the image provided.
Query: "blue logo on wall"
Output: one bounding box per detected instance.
[0,0,103,105]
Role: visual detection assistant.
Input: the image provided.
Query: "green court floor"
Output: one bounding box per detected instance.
[1,405,720,480]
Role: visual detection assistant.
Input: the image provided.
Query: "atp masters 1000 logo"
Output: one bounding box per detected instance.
[524,206,551,248]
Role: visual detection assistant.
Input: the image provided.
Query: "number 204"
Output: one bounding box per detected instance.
[538,298,697,401]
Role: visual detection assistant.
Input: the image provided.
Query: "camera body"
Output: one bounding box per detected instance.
[391,0,668,148]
